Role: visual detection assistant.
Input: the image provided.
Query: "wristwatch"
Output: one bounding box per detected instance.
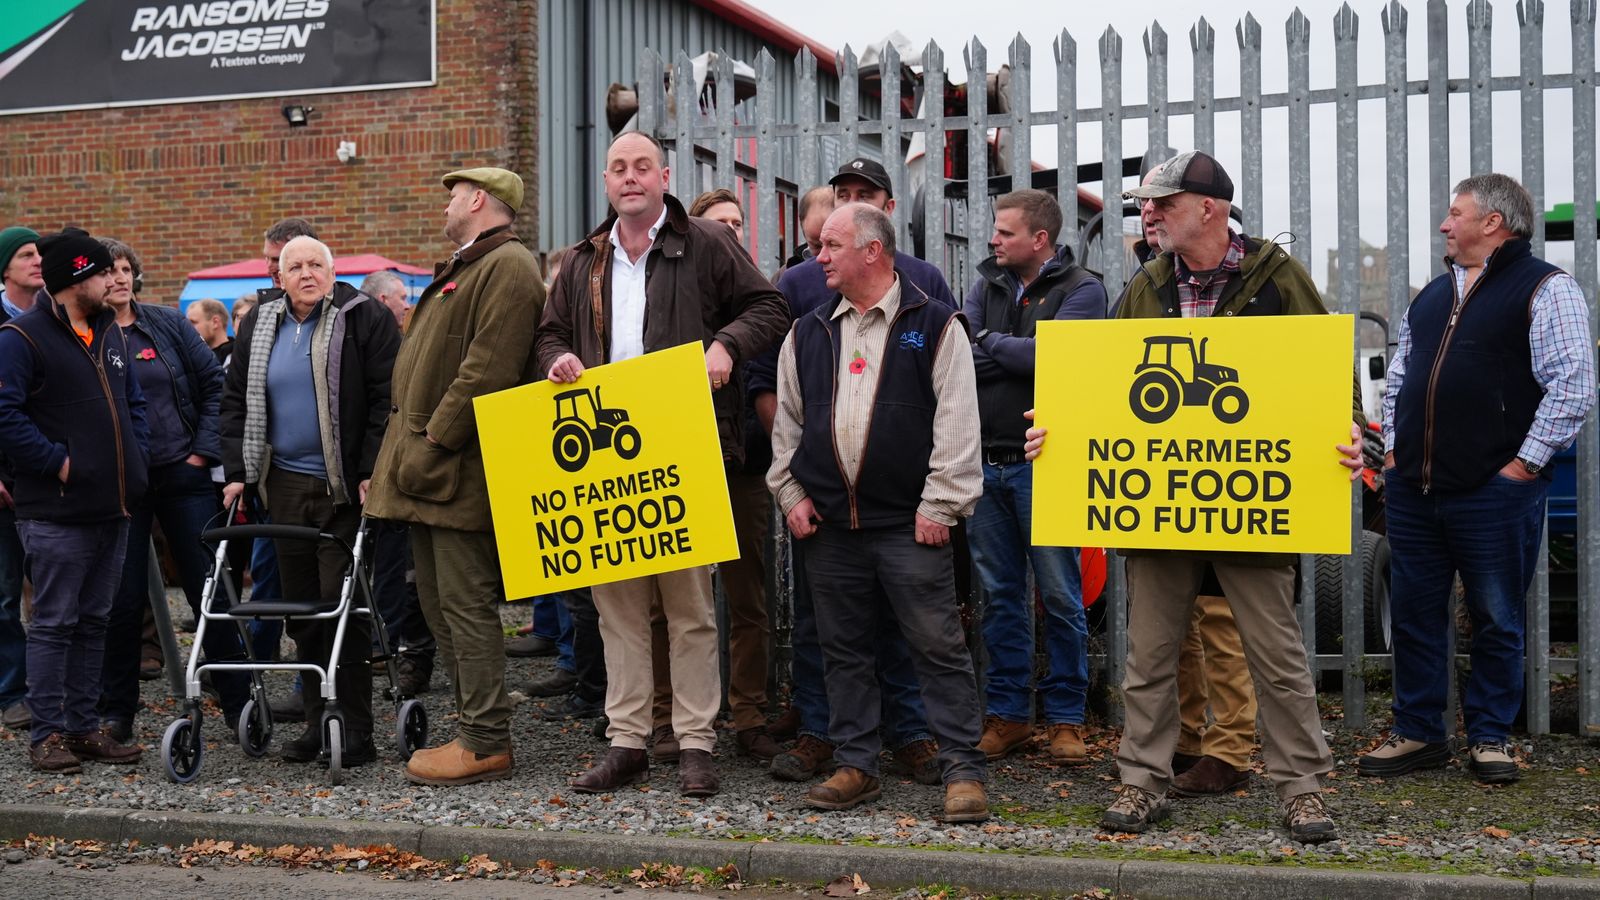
[1519,457,1542,476]
[973,328,991,345]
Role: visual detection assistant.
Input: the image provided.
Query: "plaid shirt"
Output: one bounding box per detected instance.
[1382,262,1596,467]
[1173,231,1247,319]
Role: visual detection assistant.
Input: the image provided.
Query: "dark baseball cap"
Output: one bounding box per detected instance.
[1124,150,1234,202]
[829,157,893,197]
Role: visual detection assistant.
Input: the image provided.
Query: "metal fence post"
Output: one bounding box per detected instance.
[1099,27,1125,300]
[1467,0,1495,176]
[882,40,908,253]
[1334,2,1367,730]
[1427,0,1452,271]
[1054,30,1078,237]
[1237,14,1263,237]
[1191,18,1216,157]
[923,40,947,270]
[966,38,991,280]
[755,49,779,277]
[1572,0,1600,738]
[1145,22,1168,163]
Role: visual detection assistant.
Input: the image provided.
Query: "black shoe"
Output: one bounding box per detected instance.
[506,634,558,658]
[395,653,433,696]
[519,668,578,697]
[270,692,305,723]
[99,718,133,744]
[591,715,610,740]
[537,694,604,721]
[280,725,321,763]
[339,734,378,767]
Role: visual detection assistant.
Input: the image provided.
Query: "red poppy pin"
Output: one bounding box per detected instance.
[137,348,156,360]
[441,281,457,297]
[849,350,867,375]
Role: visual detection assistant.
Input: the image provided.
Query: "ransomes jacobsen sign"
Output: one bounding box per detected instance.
[0,0,435,115]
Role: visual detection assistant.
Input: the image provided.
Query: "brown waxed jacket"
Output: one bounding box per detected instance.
[535,194,789,466]
[365,226,545,532]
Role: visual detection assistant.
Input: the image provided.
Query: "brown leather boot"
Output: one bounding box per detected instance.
[1170,755,1250,796]
[571,746,649,793]
[767,706,799,741]
[943,780,990,823]
[29,734,82,774]
[771,735,835,781]
[806,766,881,810]
[62,729,142,764]
[736,726,780,761]
[891,738,941,785]
[977,716,1032,760]
[678,748,720,797]
[1046,723,1088,763]
[649,724,680,763]
[404,738,513,786]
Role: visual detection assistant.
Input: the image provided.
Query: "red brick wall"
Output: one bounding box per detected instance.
[0,0,538,305]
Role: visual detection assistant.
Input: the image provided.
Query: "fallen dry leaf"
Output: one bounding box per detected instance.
[1483,826,1512,839]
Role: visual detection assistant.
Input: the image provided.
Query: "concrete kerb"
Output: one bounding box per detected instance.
[2,805,1598,898]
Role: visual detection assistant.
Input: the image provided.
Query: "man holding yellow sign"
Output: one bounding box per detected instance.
[1028,151,1362,844]
[535,131,788,799]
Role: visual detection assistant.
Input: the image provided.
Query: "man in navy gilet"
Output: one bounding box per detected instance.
[768,203,988,823]
[1361,173,1595,784]
[754,158,955,786]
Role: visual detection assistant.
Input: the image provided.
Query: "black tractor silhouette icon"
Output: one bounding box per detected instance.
[551,386,642,472]
[1128,336,1249,425]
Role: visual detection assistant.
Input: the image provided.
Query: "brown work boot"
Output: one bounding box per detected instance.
[1280,791,1338,844]
[977,716,1032,760]
[1101,784,1170,833]
[1170,755,1250,796]
[29,733,82,774]
[649,724,680,764]
[806,766,882,810]
[678,748,720,797]
[767,706,799,741]
[943,780,990,823]
[570,746,649,793]
[1045,722,1087,763]
[736,726,780,762]
[891,738,941,785]
[771,735,835,782]
[62,728,143,764]
[404,739,513,786]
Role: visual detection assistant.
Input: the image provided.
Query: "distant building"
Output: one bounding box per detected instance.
[1326,241,1419,350]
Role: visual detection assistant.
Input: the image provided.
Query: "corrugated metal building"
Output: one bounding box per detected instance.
[538,0,851,250]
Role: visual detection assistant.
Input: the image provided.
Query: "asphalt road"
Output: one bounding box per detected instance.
[0,857,806,899]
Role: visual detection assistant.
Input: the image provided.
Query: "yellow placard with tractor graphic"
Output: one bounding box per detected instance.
[475,342,739,597]
[1032,315,1354,554]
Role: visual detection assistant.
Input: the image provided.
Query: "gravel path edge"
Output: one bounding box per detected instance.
[4,804,1598,898]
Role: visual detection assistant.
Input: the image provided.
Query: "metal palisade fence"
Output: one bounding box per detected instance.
[635,0,1599,737]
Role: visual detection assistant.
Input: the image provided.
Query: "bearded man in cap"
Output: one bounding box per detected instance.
[1027,151,1363,843]
[366,167,545,786]
[0,228,149,773]
[0,224,43,733]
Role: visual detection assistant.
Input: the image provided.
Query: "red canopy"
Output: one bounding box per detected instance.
[188,253,431,279]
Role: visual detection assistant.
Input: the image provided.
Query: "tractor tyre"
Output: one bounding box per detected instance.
[552,423,592,472]
[1129,370,1182,424]
[1210,384,1249,424]
[613,424,642,460]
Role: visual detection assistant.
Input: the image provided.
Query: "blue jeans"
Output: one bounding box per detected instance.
[969,460,1088,724]
[0,508,25,710]
[18,518,128,745]
[531,594,562,642]
[102,460,249,723]
[245,500,283,662]
[790,538,933,749]
[551,594,576,673]
[1387,470,1548,744]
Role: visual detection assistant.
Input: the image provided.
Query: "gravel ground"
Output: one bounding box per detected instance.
[0,591,1596,881]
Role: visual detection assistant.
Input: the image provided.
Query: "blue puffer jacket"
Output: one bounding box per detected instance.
[125,300,224,464]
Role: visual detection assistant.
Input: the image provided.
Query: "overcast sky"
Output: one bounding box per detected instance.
[739,0,1597,291]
